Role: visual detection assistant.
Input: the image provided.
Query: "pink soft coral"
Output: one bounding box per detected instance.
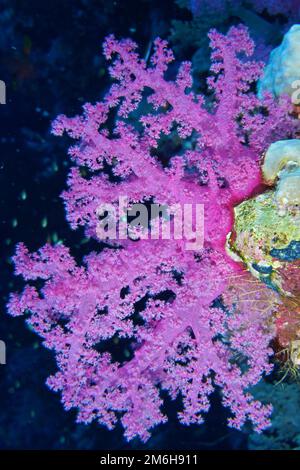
[8,26,296,441]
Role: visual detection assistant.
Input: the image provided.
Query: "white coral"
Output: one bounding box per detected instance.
[263,139,300,183]
[262,139,300,214]
[258,24,300,101]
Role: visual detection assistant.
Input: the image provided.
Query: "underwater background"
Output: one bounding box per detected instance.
[1,0,300,450]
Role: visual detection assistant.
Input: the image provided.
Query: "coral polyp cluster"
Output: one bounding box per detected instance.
[7,25,298,441]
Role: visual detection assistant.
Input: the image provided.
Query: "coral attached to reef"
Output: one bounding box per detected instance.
[8,26,297,441]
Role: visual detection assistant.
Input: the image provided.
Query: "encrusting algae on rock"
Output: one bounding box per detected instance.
[227,190,299,293]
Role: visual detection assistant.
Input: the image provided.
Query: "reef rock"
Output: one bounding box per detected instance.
[227,139,300,295]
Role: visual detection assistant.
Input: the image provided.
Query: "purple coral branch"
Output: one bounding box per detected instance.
[7,25,297,440]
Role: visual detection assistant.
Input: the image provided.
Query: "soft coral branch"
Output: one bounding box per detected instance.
[8,25,298,441]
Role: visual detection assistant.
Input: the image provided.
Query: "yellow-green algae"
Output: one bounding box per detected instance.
[227,190,300,293]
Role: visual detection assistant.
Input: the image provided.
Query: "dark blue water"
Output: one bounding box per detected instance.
[0,0,298,450]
